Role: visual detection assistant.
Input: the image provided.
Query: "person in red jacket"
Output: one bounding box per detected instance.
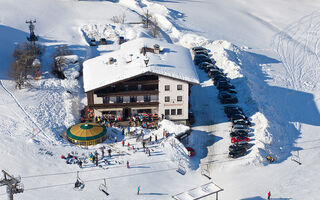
[267,191,271,200]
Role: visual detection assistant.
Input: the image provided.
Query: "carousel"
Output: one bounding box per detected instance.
[65,123,107,146]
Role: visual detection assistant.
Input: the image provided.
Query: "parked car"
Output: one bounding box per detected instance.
[218,92,236,100]
[208,69,224,77]
[230,130,249,137]
[232,119,252,126]
[194,50,209,56]
[231,136,250,144]
[219,88,237,94]
[213,77,230,85]
[192,46,208,54]
[217,82,235,90]
[204,65,218,73]
[229,147,247,158]
[220,96,238,104]
[100,38,107,45]
[224,105,243,113]
[199,62,212,70]
[229,143,251,152]
[231,125,250,132]
[89,38,97,46]
[194,54,212,65]
[230,113,248,121]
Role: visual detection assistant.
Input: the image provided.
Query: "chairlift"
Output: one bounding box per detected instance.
[176,160,186,175]
[99,179,109,196]
[291,150,302,165]
[74,171,85,191]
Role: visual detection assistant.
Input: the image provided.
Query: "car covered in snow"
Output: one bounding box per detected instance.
[229,147,247,158]
[231,124,250,132]
[224,105,243,114]
[232,119,252,126]
[217,81,235,90]
[194,50,209,56]
[199,62,213,70]
[231,136,250,144]
[229,143,251,152]
[208,68,224,77]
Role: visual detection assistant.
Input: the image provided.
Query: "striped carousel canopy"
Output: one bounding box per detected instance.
[66,123,106,141]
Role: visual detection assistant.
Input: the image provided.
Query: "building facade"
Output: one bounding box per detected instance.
[86,73,192,123]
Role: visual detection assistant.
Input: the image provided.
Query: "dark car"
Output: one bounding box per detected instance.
[194,55,212,65]
[199,62,212,70]
[224,105,243,114]
[100,38,107,45]
[194,50,209,56]
[192,46,208,53]
[217,82,235,90]
[220,97,238,104]
[208,69,223,77]
[229,143,251,152]
[218,92,235,100]
[229,147,247,158]
[89,38,97,46]
[232,119,252,126]
[230,113,248,121]
[204,65,218,73]
[213,77,229,86]
[219,88,237,94]
[230,130,249,137]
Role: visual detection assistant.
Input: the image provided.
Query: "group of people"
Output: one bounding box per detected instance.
[128,113,158,129]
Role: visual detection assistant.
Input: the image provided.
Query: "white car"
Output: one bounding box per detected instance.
[231,125,250,132]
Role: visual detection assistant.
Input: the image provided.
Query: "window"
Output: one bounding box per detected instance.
[177,84,182,90]
[165,85,170,91]
[116,96,123,103]
[177,96,182,102]
[103,97,110,104]
[177,109,182,115]
[165,96,170,102]
[144,95,151,102]
[130,96,137,102]
[165,109,170,115]
[138,84,142,91]
[124,85,129,91]
[171,109,176,115]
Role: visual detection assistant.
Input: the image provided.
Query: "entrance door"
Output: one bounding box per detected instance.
[123,107,131,120]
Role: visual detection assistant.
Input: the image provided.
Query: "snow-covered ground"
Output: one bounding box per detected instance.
[1,0,320,199]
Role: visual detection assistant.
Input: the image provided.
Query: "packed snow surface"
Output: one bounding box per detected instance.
[0,0,320,199]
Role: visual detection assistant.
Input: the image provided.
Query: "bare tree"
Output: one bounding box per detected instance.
[111,13,126,24]
[52,45,73,79]
[150,17,160,38]
[10,42,43,89]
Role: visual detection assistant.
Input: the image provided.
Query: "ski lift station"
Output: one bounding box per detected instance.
[64,123,107,146]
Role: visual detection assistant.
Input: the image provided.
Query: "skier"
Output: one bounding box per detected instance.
[155,135,158,142]
[142,141,146,149]
[101,148,105,158]
[267,191,271,200]
[137,185,140,195]
[122,140,125,147]
[108,149,112,157]
[78,160,83,168]
[148,148,151,156]
[89,152,93,163]
[95,154,99,166]
[126,160,130,168]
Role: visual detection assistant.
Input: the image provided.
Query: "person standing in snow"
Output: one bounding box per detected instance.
[101,148,105,158]
[267,191,271,200]
[126,160,130,168]
[108,149,112,157]
[95,154,99,166]
[137,185,140,195]
[155,135,158,142]
[122,140,125,147]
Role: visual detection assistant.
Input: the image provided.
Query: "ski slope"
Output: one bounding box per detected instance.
[0,0,320,199]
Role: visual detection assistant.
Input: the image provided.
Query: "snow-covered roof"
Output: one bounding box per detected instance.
[83,37,199,92]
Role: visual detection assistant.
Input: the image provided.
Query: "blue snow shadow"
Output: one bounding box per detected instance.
[225,48,320,163]
[185,130,222,170]
[140,192,168,195]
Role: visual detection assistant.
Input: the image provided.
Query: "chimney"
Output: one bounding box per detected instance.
[154,44,160,54]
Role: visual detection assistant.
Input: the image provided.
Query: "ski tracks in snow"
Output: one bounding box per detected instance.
[0,80,54,144]
[272,11,320,91]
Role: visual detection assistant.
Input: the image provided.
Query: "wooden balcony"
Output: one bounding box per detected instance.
[97,89,158,97]
[89,101,159,109]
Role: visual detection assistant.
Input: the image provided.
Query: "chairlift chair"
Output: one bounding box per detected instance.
[99,179,109,196]
[176,160,186,175]
[291,150,302,165]
[74,171,85,191]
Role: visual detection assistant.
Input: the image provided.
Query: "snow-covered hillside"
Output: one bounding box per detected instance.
[1,0,320,199]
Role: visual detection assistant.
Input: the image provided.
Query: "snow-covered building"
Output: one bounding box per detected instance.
[83,37,199,124]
